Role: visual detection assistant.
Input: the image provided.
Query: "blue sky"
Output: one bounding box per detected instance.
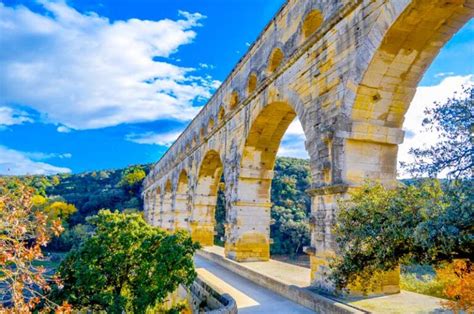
[0,0,473,175]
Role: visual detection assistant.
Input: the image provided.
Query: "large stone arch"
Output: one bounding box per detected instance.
[225,100,310,262]
[191,150,224,246]
[173,169,190,230]
[308,0,474,293]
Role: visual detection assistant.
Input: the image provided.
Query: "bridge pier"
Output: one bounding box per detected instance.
[224,200,271,262]
[190,196,217,246]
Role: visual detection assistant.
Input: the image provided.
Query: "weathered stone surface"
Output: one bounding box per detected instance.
[143,0,474,292]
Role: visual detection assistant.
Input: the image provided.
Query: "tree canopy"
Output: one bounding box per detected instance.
[51,210,199,313]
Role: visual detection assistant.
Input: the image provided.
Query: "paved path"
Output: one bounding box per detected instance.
[194,255,315,313]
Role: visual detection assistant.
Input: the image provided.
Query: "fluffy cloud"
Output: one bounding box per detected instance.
[0,106,32,126]
[0,146,71,175]
[125,130,182,146]
[0,1,219,130]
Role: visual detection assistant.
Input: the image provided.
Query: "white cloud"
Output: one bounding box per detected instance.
[0,146,71,175]
[278,119,309,159]
[125,130,182,146]
[0,106,32,126]
[0,1,217,130]
[398,74,473,177]
[57,125,72,133]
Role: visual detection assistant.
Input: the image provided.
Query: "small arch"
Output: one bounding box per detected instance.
[302,10,323,38]
[247,73,258,95]
[200,127,206,141]
[164,180,172,193]
[177,169,188,194]
[208,117,215,133]
[268,48,284,73]
[198,150,223,178]
[174,169,189,230]
[229,91,239,109]
[218,107,225,123]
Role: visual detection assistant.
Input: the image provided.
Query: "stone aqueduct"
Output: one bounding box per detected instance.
[143,0,473,292]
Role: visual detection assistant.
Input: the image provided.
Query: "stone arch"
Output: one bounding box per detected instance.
[247,72,258,95]
[350,1,473,128]
[267,48,284,74]
[225,101,308,262]
[173,169,189,230]
[200,126,206,141]
[191,150,224,246]
[308,0,474,292]
[208,117,215,133]
[218,106,225,123]
[341,0,474,187]
[229,90,239,109]
[161,179,173,231]
[302,9,323,39]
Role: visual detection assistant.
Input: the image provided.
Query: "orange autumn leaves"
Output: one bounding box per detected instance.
[0,179,71,313]
[437,260,474,313]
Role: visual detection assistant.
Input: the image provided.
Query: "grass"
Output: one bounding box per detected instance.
[400,264,446,299]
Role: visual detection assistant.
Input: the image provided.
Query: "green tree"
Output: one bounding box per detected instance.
[119,165,146,194]
[51,210,199,313]
[330,181,472,292]
[402,85,473,179]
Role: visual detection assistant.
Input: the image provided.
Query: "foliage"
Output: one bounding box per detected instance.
[402,85,473,179]
[270,157,311,256]
[51,210,199,313]
[5,164,152,226]
[214,181,226,246]
[330,180,473,293]
[400,265,446,299]
[119,166,147,194]
[0,179,71,313]
[438,260,474,313]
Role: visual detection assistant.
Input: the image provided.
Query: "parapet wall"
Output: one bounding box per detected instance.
[188,277,237,314]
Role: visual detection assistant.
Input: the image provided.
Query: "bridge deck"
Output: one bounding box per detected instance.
[195,255,315,313]
[197,246,450,314]
[202,245,311,288]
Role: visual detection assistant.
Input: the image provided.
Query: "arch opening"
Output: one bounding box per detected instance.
[302,10,323,39]
[218,106,225,123]
[268,48,284,74]
[247,73,258,95]
[192,150,224,246]
[226,101,311,262]
[229,91,239,109]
